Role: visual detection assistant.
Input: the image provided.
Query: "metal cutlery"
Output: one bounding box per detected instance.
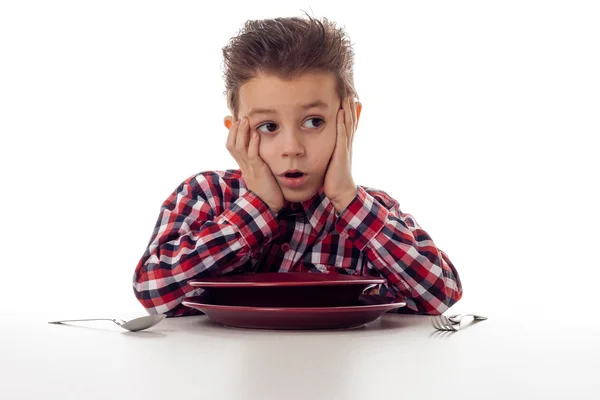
[48,315,166,332]
[430,313,487,331]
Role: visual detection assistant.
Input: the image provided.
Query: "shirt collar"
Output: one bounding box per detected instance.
[279,186,336,232]
[238,169,336,232]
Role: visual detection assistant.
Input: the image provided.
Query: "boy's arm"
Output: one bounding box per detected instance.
[132,173,280,316]
[334,186,463,315]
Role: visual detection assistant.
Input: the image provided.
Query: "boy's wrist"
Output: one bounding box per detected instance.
[331,187,357,214]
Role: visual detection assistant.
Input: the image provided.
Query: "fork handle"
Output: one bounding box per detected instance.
[48,318,122,325]
[448,313,487,322]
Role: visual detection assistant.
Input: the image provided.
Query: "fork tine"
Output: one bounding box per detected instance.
[447,316,461,331]
[430,316,439,330]
[439,315,451,331]
[441,315,459,331]
[433,315,448,331]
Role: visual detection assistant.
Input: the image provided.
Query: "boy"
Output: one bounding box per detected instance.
[133,14,462,317]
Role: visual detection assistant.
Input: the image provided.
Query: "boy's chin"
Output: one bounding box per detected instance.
[282,193,313,203]
[281,186,319,203]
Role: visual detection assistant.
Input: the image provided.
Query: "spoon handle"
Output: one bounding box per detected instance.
[48,318,121,325]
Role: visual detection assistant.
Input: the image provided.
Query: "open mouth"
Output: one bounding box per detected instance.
[284,172,305,178]
[280,171,308,188]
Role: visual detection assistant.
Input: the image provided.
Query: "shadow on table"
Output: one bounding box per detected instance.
[186,313,425,336]
[120,331,167,339]
[47,322,167,339]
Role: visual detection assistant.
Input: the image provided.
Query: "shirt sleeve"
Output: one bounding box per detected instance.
[132,174,280,316]
[334,186,463,314]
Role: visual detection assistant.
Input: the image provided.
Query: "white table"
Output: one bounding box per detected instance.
[2,306,599,400]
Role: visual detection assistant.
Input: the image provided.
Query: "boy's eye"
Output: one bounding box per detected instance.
[256,122,279,133]
[303,117,324,129]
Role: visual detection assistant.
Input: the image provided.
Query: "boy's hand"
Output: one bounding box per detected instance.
[226,117,284,214]
[324,97,359,214]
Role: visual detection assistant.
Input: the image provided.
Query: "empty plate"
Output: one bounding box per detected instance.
[188,272,386,307]
[182,294,406,330]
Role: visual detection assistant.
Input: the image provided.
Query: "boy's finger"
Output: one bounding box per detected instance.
[226,120,240,150]
[236,118,249,151]
[350,99,357,142]
[350,98,357,131]
[337,109,346,147]
[344,98,353,141]
[248,130,260,160]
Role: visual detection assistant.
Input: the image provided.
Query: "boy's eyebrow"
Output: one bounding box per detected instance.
[247,100,328,117]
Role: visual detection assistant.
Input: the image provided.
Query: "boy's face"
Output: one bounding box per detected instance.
[224,71,361,203]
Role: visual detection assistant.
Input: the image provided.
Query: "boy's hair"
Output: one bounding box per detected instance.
[221,12,358,120]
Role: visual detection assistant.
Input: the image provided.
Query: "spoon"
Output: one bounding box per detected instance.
[48,315,166,332]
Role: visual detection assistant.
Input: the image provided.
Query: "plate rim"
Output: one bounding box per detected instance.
[182,295,406,313]
[188,273,386,288]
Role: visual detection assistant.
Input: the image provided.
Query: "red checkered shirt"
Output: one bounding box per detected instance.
[133,169,462,316]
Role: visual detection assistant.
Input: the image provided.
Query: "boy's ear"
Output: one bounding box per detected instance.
[356,101,362,128]
[224,116,233,130]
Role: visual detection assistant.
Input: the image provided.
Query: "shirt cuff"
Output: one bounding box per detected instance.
[334,186,388,251]
[216,190,280,254]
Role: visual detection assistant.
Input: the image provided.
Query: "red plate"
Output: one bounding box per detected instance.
[182,294,406,330]
[188,272,386,307]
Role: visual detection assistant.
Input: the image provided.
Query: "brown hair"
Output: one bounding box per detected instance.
[221,12,358,120]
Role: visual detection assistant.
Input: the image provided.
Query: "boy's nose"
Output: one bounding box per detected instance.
[281,130,305,157]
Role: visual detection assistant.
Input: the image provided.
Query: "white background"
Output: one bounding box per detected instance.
[1,0,598,320]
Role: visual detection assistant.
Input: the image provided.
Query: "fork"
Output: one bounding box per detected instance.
[430,313,487,331]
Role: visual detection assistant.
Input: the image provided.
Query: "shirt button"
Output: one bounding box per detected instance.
[347,229,357,238]
[281,243,291,252]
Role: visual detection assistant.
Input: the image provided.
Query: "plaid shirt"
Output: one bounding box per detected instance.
[133,169,462,316]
